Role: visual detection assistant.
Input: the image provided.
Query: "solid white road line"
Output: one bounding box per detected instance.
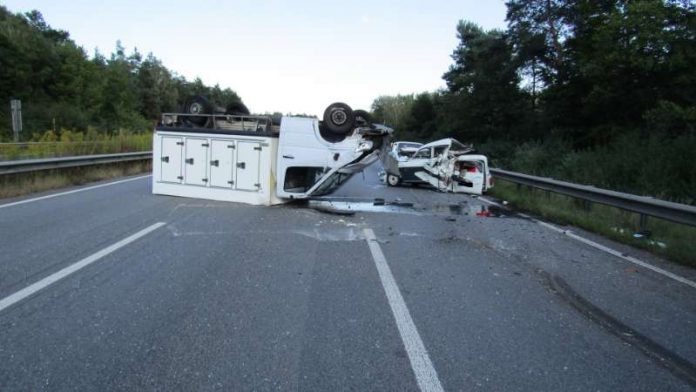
[479,195,696,290]
[0,174,152,210]
[563,230,696,289]
[0,222,166,313]
[521,212,696,289]
[363,228,445,392]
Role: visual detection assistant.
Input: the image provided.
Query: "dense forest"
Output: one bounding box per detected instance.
[0,6,246,139]
[371,0,695,203]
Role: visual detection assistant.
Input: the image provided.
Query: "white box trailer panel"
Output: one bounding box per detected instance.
[209,139,235,188]
[160,136,184,183]
[235,141,262,191]
[153,130,284,206]
[184,137,209,186]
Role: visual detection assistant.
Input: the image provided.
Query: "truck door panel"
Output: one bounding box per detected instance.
[236,141,262,191]
[160,136,184,183]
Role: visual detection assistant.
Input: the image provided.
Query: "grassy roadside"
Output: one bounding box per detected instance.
[0,161,151,200]
[489,179,696,268]
[0,132,152,160]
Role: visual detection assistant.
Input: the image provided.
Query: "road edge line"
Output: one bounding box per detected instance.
[478,197,696,290]
[0,174,152,209]
[0,222,166,313]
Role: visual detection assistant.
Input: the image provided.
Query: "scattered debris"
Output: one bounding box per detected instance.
[293,227,365,242]
[648,240,667,249]
[633,230,652,239]
[308,198,421,215]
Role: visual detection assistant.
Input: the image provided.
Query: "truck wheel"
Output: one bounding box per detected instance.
[387,174,401,187]
[226,101,250,115]
[353,109,372,126]
[182,95,212,127]
[323,102,354,135]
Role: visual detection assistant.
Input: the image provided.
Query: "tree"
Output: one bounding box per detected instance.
[441,21,528,142]
[0,5,249,138]
[370,94,415,134]
[403,92,438,141]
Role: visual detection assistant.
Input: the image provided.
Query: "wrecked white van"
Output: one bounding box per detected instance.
[383,138,493,195]
[153,100,392,205]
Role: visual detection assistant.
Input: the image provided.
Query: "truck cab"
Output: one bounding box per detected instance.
[276,116,391,199]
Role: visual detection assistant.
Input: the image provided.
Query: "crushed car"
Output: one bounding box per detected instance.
[382,138,493,195]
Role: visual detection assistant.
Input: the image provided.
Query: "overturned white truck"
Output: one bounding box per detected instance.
[383,138,493,195]
[152,99,392,205]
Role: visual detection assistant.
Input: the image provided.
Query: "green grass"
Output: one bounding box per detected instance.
[490,179,696,268]
[0,132,152,160]
[0,161,151,200]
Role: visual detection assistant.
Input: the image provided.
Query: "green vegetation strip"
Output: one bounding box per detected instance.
[490,179,696,268]
[0,132,152,161]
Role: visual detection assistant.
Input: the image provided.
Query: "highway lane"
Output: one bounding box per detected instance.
[0,176,178,299]
[0,168,694,391]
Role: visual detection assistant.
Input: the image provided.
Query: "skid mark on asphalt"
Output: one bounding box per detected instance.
[364,228,444,392]
[539,270,696,388]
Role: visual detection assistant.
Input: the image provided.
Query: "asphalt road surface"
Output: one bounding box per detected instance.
[1,164,695,391]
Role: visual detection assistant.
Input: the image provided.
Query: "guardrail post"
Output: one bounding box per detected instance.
[639,213,648,230]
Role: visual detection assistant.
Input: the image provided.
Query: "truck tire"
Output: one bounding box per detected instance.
[181,95,212,127]
[387,173,401,187]
[353,109,372,126]
[226,101,250,115]
[323,102,354,135]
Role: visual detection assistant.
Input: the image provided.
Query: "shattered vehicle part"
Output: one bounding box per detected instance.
[308,198,421,215]
[389,141,423,162]
[415,154,489,195]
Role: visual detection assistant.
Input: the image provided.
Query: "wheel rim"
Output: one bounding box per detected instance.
[388,175,399,186]
[189,102,203,114]
[330,109,348,125]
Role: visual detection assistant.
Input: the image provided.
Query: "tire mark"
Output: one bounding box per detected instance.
[538,270,696,388]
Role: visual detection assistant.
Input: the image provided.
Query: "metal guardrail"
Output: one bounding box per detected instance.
[0,152,152,175]
[490,168,696,227]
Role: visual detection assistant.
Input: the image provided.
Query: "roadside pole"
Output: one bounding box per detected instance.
[10,99,22,142]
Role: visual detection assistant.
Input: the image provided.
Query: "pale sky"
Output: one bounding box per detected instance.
[4,0,507,116]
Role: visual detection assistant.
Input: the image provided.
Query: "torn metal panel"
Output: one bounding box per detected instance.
[415,154,488,195]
